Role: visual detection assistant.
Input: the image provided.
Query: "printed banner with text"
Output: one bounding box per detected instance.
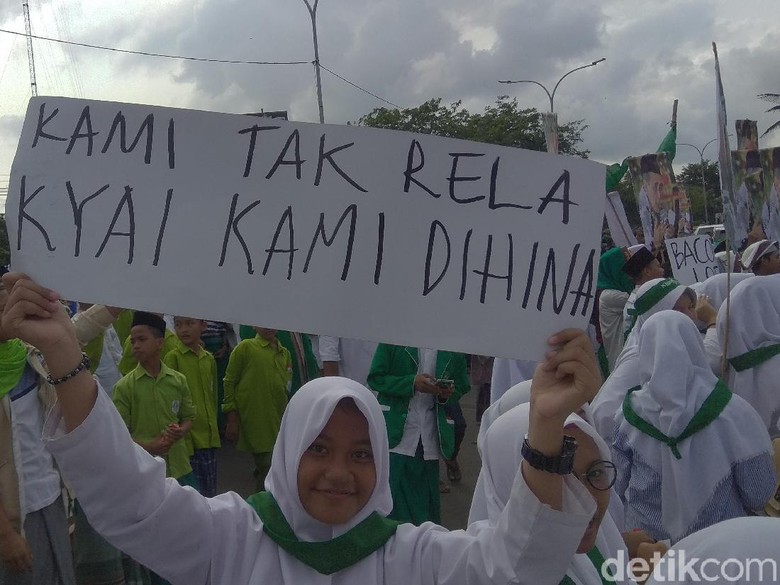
[7,97,606,360]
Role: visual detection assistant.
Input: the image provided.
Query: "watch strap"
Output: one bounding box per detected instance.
[521,434,577,474]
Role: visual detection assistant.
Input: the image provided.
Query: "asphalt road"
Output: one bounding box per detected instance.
[216,385,483,530]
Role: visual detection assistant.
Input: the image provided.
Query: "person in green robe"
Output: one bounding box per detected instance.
[223,328,291,491]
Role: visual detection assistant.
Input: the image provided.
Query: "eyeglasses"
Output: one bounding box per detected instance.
[573,460,617,491]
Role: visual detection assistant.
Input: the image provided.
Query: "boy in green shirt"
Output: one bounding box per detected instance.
[117,312,178,376]
[112,312,196,487]
[223,327,292,491]
[164,317,221,497]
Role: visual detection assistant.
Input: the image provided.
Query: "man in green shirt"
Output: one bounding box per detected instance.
[113,312,196,486]
[164,317,221,497]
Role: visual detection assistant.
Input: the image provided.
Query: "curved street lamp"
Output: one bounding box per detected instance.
[678,138,718,225]
[498,58,606,113]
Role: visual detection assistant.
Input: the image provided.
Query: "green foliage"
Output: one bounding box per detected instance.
[356,96,589,158]
[677,160,723,224]
[0,214,9,267]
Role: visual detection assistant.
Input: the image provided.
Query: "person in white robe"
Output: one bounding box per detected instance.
[693,273,753,375]
[612,311,775,544]
[590,279,694,443]
[488,357,538,404]
[469,402,632,585]
[0,272,607,585]
[719,274,780,436]
[645,517,780,584]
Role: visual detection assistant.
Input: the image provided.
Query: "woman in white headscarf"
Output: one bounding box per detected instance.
[472,380,629,533]
[45,368,600,584]
[470,402,637,585]
[693,272,753,374]
[720,275,780,436]
[613,311,775,544]
[645,517,780,584]
[590,278,695,443]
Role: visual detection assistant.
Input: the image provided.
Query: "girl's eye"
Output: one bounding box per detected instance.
[307,443,327,455]
[353,450,374,462]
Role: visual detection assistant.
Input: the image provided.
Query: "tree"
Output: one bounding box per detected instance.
[677,160,723,224]
[356,96,590,158]
[758,93,780,137]
[0,214,9,267]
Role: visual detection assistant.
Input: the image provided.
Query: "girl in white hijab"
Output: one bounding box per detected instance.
[471,380,629,533]
[613,311,775,544]
[46,374,600,585]
[590,279,694,442]
[719,274,780,435]
[693,272,753,374]
[645,517,780,584]
[470,402,632,585]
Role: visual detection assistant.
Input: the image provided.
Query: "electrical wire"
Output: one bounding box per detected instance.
[0,27,403,110]
[319,63,400,109]
[0,27,311,66]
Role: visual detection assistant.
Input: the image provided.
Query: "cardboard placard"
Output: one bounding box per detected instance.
[664,235,721,285]
[7,97,606,360]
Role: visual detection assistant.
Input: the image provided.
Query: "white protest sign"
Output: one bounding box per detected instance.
[664,235,721,285]
[605,191,638,247]
[7,97,605,360]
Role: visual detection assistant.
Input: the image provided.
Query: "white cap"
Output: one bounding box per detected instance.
[741,239,779,270]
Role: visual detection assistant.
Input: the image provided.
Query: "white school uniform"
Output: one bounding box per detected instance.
[613,311,775,544]
[720,274,780,435]
[469,402,629,585]
[591,279,688,443]
[45,376,595,585]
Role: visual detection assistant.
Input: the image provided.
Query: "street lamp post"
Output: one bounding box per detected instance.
[678,139,718,225]
[499,58,606,113]
[499,58,606,153]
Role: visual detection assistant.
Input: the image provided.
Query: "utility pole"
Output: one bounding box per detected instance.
[302,0,324,124]
[22,1,38,96]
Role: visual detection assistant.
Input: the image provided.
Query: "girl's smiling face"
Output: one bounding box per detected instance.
[297,399,377,525]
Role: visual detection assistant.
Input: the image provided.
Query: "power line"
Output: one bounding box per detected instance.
[319,63,400,109]
[0,28,402,112]
[0,28,311,66]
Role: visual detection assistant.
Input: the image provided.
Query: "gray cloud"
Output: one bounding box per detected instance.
[1,0,779,189]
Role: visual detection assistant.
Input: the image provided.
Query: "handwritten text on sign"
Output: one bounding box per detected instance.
[665,235,721,285]
[7,97,605,360]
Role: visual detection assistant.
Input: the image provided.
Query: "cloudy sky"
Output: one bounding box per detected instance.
[1,0,779,213]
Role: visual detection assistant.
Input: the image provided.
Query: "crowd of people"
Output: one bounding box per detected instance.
[2,236,780,585]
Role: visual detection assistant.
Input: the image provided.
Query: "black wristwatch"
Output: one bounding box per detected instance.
[521,435,577,474]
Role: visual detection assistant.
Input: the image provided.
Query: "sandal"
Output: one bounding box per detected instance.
[445,459,462,483]
[439,480,451,494]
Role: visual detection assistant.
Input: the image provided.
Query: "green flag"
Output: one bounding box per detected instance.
[657,123,677,161]
[605,160,629,192]
[605,122,677,192]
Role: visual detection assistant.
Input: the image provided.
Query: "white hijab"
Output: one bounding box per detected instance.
[696,272,753,311]
[590,278,689,443]
[471,402,628,585]
[266,376,393,541]
[720,274,780,435]
[615,311,772,543]
[646,517,780,584]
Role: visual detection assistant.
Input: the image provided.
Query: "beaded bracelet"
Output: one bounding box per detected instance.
[46,353,91,386]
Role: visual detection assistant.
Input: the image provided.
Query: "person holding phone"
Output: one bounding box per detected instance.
[367,345,469,525]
